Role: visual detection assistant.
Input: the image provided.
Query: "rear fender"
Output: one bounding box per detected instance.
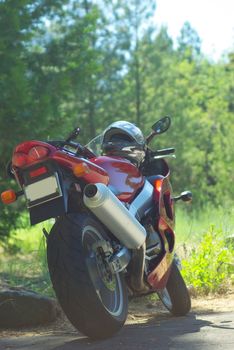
[29,195,67,225]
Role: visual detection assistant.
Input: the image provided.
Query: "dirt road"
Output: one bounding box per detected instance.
[0,294,234,350]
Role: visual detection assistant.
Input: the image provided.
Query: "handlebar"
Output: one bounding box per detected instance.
[150,148,175,157]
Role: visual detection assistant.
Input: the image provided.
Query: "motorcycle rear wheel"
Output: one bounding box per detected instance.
[157,261,191,316]
[47,213,128,339]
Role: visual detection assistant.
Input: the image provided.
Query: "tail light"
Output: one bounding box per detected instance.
[29,166,48,178]
[12,152,28,167]
[12,146,50,168]
[28,146,49,163]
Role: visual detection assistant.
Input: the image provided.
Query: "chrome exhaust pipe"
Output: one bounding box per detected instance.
[83,183,146,249]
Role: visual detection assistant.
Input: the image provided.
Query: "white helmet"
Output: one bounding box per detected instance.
[102,121,145,166]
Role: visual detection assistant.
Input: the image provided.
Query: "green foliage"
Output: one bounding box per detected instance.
[181,226,234,295]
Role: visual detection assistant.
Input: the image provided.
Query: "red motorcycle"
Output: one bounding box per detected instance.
[1,117,192,339]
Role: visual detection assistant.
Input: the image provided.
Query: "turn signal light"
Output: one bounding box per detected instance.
[155,178,163,192]
[1,189,17,205]
[73,163,90,177]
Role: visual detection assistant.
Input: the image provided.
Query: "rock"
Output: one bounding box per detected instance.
[0,288,59,328]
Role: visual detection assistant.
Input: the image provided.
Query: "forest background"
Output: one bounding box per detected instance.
[0,0,234,243]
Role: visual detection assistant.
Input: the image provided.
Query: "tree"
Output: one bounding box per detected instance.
[0,0,70,240]
[104,0,156,128]
[177,21,202,61]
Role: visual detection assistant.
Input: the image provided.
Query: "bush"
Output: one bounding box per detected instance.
[181,225,234,295]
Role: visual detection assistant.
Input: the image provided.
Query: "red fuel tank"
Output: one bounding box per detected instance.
[90,156,144,202]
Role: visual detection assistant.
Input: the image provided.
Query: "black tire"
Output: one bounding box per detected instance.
[47,213,128,339]
[157,261,191,316]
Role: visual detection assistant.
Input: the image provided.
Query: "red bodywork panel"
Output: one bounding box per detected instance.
[12,141,109,186]
[147,173,175,290]
[12,142,143,202]
[90,156,144,202]
[52,151,109,185]
[147,218,174,289]
[147,254,173,289]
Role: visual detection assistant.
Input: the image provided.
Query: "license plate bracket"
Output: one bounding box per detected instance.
[24,173,62,208]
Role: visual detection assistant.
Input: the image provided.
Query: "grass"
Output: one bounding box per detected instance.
[175,204,234,243]
[0,221,54,296]
[6,220,54,254]
[0,250,54,296]
[0,206,234,296]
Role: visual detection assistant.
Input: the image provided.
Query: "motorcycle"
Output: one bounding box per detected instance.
[1,116,192,339]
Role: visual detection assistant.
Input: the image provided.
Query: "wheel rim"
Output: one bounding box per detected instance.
[157,288,173,310]
[82,225,124,317]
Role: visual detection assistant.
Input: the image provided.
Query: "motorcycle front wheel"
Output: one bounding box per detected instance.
[157,261,191,316]
[47,213,128,339]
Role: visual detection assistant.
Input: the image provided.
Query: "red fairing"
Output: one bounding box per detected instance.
[147,253,173,289]
[147,176,175,290]
[90,156,144,202]
[12,141,109,186]
[52,151,109,185]
[12,142,143,198]
[147,217,174,289]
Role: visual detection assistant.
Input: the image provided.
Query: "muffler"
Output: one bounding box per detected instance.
[83,183,146,249]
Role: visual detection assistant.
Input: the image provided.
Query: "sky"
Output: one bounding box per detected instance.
[154,0,234,60]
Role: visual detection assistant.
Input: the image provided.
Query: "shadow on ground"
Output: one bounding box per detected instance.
[1,311,233,350]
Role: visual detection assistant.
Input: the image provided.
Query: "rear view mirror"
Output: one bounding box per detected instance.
[152,116,171,135]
